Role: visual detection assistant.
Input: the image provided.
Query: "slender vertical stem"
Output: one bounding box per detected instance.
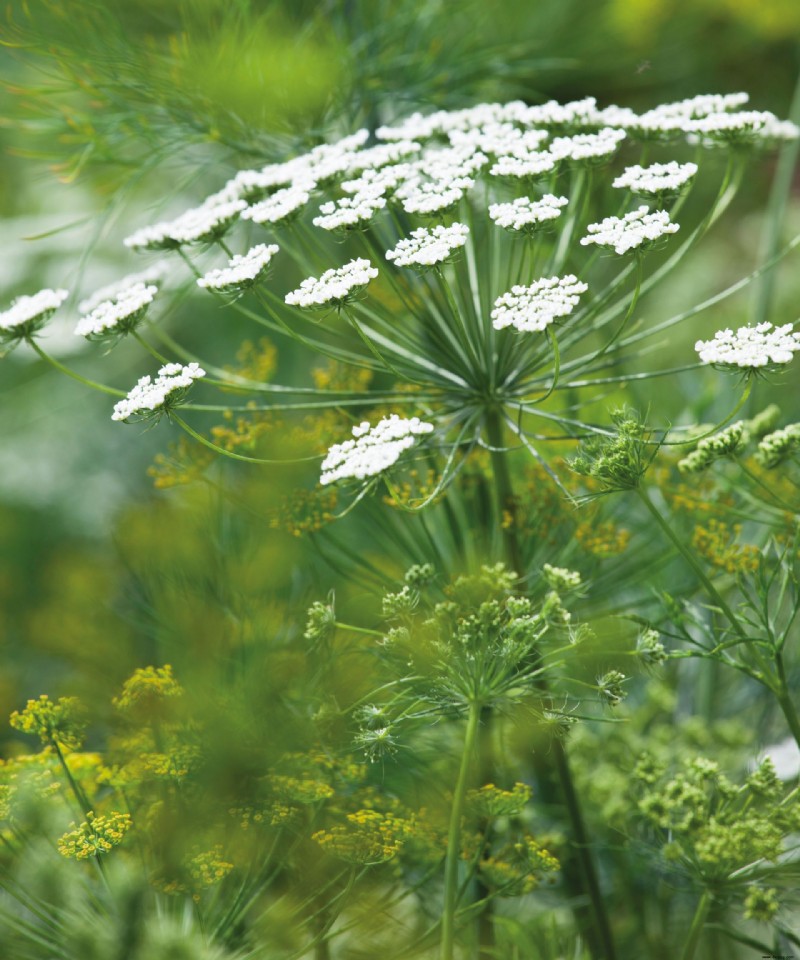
[484,410,617,960]
[680,890,711,960]
[441,700,481,960]
[775,650,800,752]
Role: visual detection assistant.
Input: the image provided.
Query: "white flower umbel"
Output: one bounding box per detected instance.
[613,161,698,197]
[695,322,800,370]
[399,177,473,216]
[75,282,158,340]
[79,264,167,314]
[242,184,314,227]
[320,415,435,485]
[488,194,568,233]
[111,362,206,422]
[198,244,279,294]
[124,199,246,251]
[580,206,679,255]
[385,223,469,268]
[490,150,557,181]
[312,191,386,232]
[0,288,69,341]
[491,276,588,333]
[549,128,626,163]
[285,258,378,309]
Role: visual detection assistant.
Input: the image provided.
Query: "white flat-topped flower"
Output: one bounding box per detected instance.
[197,244,279,295]
[491,275,588,332]
[385,223,469,268]
[242,184,314,226]
[124,199,246,250]
[312,191,387,232]
[399,177,473,216]
[695,322,800,370]
[549,128,626,163]
[488,194,568,233]
[580,206,679,255]
[112,362,205,422]
[79,264,167,315]
[0,288,69,341]
[613,161,698,196]
[75,281,157,340]
[285,258,378,309]
[490,150,557,181]
[320,414,435,485]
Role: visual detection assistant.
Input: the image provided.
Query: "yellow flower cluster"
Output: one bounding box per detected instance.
[223,338,277,387]
[267,773,335,805]
[9,695,86,751]
[692,519,760,574]
[157,845,234,899]
[148,437,215,488]
[57,810,132,860]
[467,782,531,818]
[112,665,183,714]
[479,837,560,897]
[312,809,410,864]
[270,486,339,537]
[575,519,631,557]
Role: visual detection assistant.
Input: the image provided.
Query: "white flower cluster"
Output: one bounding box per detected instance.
[78,264,167,314]
[549,128,626,163]
[124,199,246,250]
[695,322,800,369]
[449,123,549,157]
[398,177,473,216]
[385,223,469,268]
[491,275,588,332]
[74,281,158,339]
[580,206,679,255]
[285,258,378,309]
[312,191,387,231]
[756,423,800,468]
[677,421,749,474]
[0,287,69,337]
[111,362,205,422]
[613,161,698,196]
[242,184,313,226]
[197,244,279,294]
[490,150,557,181]
[320,415,434,485]
[488,194,568,232]
[685,110,800,144]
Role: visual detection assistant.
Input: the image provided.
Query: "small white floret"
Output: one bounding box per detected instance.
[285,258,378,309]
[320,414,435,485]
[695,322,800,370]
[385,223,469,268]
[75,282,157,339]
[491,276,588,333]
[111,363,206,422]
[0,288,69,338]
[197,244,279,294]
[580,206,679,255]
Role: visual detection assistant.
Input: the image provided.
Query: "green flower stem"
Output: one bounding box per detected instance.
[441,699,481,960]
[436,266,481,371]
[340,305,407,379]
[775,650,800,754]
[636,487,745,638]
[486,410,616,960]
[681,889,711,960]
[132,330,170,364]
[27,339,126,397]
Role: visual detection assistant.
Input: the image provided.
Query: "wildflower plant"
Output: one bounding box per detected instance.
[3,73,800,960]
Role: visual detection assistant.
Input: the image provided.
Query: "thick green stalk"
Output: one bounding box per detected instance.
[441,700,481,960]
[485,410,617,960]
[680,890,711,960]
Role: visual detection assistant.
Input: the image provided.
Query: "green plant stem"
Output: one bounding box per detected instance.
[775,650,800,753]
[680,890,711,960]
[636,487,745,639]
[441,699,481,960]
[485,410,617,960]
[27,339,125,396]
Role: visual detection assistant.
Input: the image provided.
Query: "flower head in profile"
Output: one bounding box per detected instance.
[385,223,469,269]
[0,288,69,344]
[112,362,205,423]
[285,258,378,309]
[320,415,434,485]
[198,243,279,295]
[125,199,246,250]
[580,206,679,255]
[489,195,568,235]
[74,281,157,341]
[613,161,698,200]
[695,322,800,372]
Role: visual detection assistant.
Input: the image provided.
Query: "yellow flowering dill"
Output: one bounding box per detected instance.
[157,846,234,900]
[269,486,338,537]
[479,837,560,896]
[222,338,277,386]
[692,519,760,574]
[383,466,441,508]
[574,519,631,557]
[312,809,410,864]
[311,359,372,392]
[112,665,183,715]
[9,695,86,751]
[0,785,11,820]
[57,810,132,860]
[466,782,531,818]
[267,773,335,805]
[148,437,215,489]
[210,405,276,453]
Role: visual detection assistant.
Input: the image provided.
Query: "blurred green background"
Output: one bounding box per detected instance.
[1,0,799,729]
